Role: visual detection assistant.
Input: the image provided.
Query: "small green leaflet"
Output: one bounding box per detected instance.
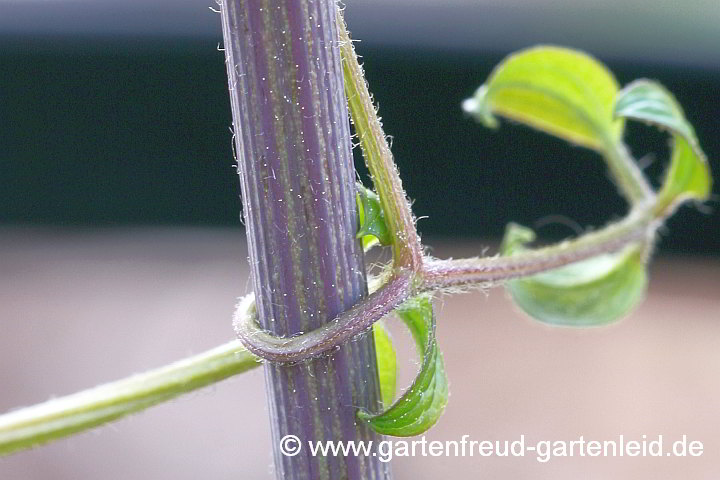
[501,223,647,327]
[463,46,623,151]
[613,80,712,213]
[356,183,392,250]
[359,296,448,437]
[372,321,397,409]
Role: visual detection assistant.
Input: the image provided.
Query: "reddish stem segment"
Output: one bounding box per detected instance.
[220,1,390,479]
[235,210,655,365]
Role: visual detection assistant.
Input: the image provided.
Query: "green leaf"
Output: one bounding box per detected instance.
[463,45,622,151]
[501,223,648,327]
[613,80,712,212]
[372,321,397,410]
[359,296,448,437]
[614,80,696,144]
[658,136,712,212]
[356,183,392,249]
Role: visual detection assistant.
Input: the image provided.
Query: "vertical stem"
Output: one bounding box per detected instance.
[220,1,390,479]
[338,17,423,272]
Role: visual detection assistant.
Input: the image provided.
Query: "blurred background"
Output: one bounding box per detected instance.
[1,0,718,479]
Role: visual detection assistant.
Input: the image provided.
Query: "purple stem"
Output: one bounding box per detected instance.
[220,1,390,479]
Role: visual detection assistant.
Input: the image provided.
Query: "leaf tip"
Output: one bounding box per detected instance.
[463,85,499,129]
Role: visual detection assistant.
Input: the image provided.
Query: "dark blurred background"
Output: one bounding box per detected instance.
[0,0,718,253]
[2,2,720,480]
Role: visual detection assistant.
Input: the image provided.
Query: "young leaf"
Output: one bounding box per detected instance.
[463,46,623,151]
[501,223,648,326]
[373,321,397,409]
[358,296,448,437]
[613,80,712,212]
[356,183,392,249]
[614,80,696,144]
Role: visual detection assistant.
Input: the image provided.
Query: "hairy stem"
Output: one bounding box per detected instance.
[422,208,655,290]
[338,13,423,272]
[235,204,657,365]
[0,341,259,457]
[235,272,412,363]
[220,1,390,479]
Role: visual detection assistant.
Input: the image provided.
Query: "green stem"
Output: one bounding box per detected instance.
[604,139,656,206]
[338,13,423,273]
[0,340,259,456]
